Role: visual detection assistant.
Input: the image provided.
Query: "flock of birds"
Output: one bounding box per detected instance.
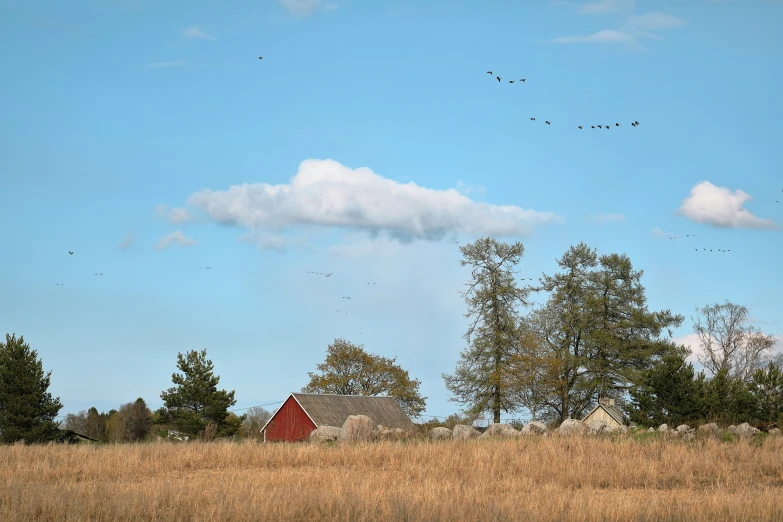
[486,71,643,130]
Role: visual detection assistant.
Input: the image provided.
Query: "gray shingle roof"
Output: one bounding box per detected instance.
[583,403,626,425]
[291,393,415,430]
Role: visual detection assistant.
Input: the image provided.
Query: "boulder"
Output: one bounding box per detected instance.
[697,423,721,438]
[556,419,586,436]
[339,415,373,442]
[768,428,781,438]
[479,423,520,438]
[452,424,481,440]
[683,432,695,442]
[309,426,341,443]
[647,427,655,433]
[730,422,759,439]
[520,421,548,435]
[658,424,669,433]
[586,420,610,435]
[374,426,407,441]
[429,427,452,440]
[675,424,691,434]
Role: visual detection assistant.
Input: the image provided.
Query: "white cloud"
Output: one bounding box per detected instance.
[455,180,486,197]
[551,29,638,45]
[239,231,310,253]
[676,181,777,229]
[651,227,672,239]
[155,204,194,224]
[148,60,187,69]
[154,231,196,251]
[276,0,336,17]
[578,0,635,14]
[183,26,216,40]
[184,159,564,242]
[672,333,702,365]
[586,213,626,223]
[628,12,684,30]
[119,231,135,250]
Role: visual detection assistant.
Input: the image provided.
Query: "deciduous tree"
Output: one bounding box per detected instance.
[692,301,776,381]
[443,237,530,423]
[303,339,426,417]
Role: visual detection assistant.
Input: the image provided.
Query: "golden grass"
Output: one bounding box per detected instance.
[2,435,783,521]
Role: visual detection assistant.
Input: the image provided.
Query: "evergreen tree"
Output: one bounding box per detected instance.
[0,333,63,444]
[85,407,106,441]
[443,237,530,423]
[749,362,783,424]
[627,351,700,427]
[702,368,756,425]
[159,349,245,438]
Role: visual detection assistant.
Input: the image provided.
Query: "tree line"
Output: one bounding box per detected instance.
[1,237,780,444]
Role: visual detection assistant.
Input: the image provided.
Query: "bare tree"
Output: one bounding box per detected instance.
[693,301,777,381]
[60,410,88,434]
[241,406,273,440]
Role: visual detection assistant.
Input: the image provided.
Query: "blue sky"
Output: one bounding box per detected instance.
[1,0,781,424]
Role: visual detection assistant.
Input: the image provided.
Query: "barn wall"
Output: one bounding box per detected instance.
[264,396,317,442]
[583,407,621,427]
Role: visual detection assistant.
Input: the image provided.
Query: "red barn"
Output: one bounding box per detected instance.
[261,393,414,442]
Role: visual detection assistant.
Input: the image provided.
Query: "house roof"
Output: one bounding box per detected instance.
[582,403,626,425]
[264,393,415,431]
[59,430,99,442]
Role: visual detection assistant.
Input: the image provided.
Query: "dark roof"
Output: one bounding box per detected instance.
[273,393,414,430]
[583,403,626,425]
[59,430,99,442]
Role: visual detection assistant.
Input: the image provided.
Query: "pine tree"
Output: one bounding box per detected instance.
[749,362,783,424]
[159,349,245,438]
[0,333,63,444]
[628,351,700,427]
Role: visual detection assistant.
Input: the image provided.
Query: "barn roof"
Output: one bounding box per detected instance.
[288,393,414,430]
[582,403,626,425]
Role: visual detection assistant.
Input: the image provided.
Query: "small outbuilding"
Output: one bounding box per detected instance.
[261,393,415,442]
[58,430,99,444]
[582,397,627,429]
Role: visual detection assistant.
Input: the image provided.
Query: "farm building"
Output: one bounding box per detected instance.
[582,397,627,429]
[261,393,415,442]
[58,430,99,444]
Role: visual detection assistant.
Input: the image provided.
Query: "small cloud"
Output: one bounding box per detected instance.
[578,0,635,14]
[183,26,216,40]
[148,60,187,69]
[455,180,486,197]
[676,181,777,229]
[551,29,638,45]
[240,231,296,252]
[329,235,405,259]
[155,204,194,224]
[672,333,702,364]
[183,159,564,242]
[628,12,684,30]
[651,227,671,239]
[586,213,626,223]
[119,231,135,250]
[154,231,196,251]
[276,0,336,17]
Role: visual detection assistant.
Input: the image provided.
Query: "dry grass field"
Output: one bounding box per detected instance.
[2,434,783,521]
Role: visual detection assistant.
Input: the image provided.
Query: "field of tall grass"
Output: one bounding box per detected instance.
[2,434,783,521]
